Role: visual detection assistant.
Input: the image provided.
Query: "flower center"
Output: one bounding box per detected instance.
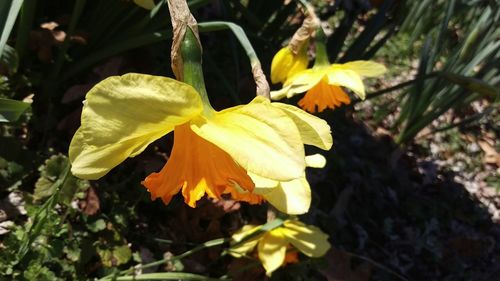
[298,77,351,113]
[142,123,261,207]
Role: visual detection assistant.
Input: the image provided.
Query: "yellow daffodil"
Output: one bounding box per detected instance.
[271,60,386,113]
[271,28,386,113]
[69,73,331,208]
[133,0,155,9]
[270,46,309,84]
[230,219,331,275]
[252,153,327,215]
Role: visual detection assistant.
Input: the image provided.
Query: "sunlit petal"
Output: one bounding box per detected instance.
[230,225,262,258]
[69,73,203,179]
[305,154,326,168]
[256,177,311,215]
[342,60,387,77]
[327,66,366,99]
[270,67,327,100]
[258,230,288,275]
[271,47,309,84]
[271,102,332,150]
[282,220,331,257]
[191,96,305,181]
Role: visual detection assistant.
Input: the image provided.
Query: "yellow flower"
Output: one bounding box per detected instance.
[230,219,331,275]
[270,46,309,84]
[133,0,155,9]
[69,73,332,207]
[271,61,386,113]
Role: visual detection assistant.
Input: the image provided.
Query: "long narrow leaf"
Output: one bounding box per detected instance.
[0,0,24,58]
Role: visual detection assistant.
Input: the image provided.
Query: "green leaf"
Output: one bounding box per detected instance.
[87,219,106,233]
[34,154,89,204]
[442,72,500,99]
[0,0,24,58]
[0,44,18,74]
[97,244,132,267]
[0,98,30,123]
[34,155,70,200]
[33,177,57,200]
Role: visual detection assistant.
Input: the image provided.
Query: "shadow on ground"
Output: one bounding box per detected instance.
[302,107,500,281]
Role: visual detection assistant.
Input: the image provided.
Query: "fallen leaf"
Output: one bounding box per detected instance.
[478,140,499,166]
[79,187,100,215]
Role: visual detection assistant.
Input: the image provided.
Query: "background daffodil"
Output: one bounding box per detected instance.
[270,46,309,84]
[271,60,386,113]
[69,73,331,207]
[230,219,331,275]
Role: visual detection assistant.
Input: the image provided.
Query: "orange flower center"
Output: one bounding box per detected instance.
[298,77,351,113]
[142,123,262,207]
[283,250,299,265]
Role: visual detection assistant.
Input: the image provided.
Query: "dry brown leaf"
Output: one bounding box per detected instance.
[478,140,500,166]
[79,187,100,215]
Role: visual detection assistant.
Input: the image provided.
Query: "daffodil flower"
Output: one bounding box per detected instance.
[69,73,332,208]
[270,46,309,84]
[271,28,386,113]
[271,61,386,113]
[230,219,331,275]
[253,153,327,215]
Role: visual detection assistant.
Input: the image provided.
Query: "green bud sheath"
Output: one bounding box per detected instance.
[181,28,214,114]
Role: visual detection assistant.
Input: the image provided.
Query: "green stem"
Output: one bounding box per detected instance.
[222,218,284,257]
[181,27,213,114]
[352,72,441,105]
[16,162,71,263]
[98,238,228,281]
[313,27,329,67]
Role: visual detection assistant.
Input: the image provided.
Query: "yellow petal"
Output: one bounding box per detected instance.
[327,65,366,99]
[190,96,305,181]
[271,47,308,84]
[282,220,331,257]
[230,225,261,258]
[257,177,311,215]
[249,172,279,189]
[270,67,327,100]
[133,0,155,9]
[271,102,332,150]
[342,60,387,77]
[69,73,203,179]
[258,230,288,275]
[305,154,326,168]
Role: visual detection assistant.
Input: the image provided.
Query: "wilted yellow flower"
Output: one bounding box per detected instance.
[270,46,309,84]
[69,73,331,208]
[230,219,331,275]
[272,61,386,113]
